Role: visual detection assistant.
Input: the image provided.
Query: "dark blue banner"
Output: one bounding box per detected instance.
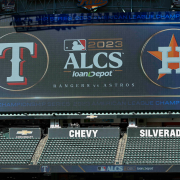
[10,11,180,27]
[0,165,176,173]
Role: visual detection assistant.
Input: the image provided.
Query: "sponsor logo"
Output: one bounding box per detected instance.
[97,166,106,171]
[16,136,33,139]
[140,129,180,137]
[0,32,49,91]
[106,166,123,172]
[16,130,33,135]
[77,0,108,11]
[141,29,180,89]
[64,39,86,51]
[69,130,98,137]
[72,70,113,78]
[64,38,123,78]
[137,167,153,171]
[86,115,98,119]
[124,166,136,171]
[54,38,134,89]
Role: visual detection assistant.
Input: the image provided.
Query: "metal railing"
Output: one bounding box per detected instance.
[0,0,173,16]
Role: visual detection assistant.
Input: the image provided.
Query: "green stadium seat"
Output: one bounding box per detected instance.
[0,129,40,165]
[38,137,119,165]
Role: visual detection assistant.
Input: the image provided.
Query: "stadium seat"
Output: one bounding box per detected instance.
[123,134,180,165]
[38,137,119,165]
[0,130,40,165]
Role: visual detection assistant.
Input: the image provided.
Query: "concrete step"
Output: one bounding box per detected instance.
[115,133,127,165]
[30,135,48,165]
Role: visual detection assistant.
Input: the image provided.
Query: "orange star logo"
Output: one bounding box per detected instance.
[148,34,179,80]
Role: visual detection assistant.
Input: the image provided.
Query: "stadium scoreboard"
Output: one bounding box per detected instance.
[0,21,179,112]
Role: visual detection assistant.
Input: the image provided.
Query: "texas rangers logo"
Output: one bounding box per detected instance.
[77,0,108,11]
[141,29,180,89]
[0,32,49,91]
[41,166,50,172]
[0,42,37,85]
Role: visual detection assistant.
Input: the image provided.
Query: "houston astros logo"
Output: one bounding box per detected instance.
[0,32,49,91]
[141,29,180,89]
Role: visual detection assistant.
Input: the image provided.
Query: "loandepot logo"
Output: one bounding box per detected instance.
[72,70,113,78]
[0,32,49,91]
[141,29,180,89]
[16,130,33,135]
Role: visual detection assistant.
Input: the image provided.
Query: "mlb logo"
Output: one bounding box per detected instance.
[64,39,86,51]
[97,166,106,171]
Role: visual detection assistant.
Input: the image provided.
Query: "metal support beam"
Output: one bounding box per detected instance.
[53,0,56,14]
[0,0,173,16]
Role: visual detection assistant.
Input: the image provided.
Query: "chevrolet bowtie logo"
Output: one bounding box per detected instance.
[16,130,33,135]
[86,115,98,119]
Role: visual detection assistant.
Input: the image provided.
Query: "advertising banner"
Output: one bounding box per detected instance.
[10,11,180,27]
[0,165,177,173]
[1,21,180,112]
[9,128,41,138]
[128,127,180,137]
[48,127,120,138]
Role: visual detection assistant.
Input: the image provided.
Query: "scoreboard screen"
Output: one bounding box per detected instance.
[0,22,179,112]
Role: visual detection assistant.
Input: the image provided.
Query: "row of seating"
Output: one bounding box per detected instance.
[123,132,180,165]
[0,132,40,165]
[38,137,119,165]
[49,137,117,139]
[38,161,115,165]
